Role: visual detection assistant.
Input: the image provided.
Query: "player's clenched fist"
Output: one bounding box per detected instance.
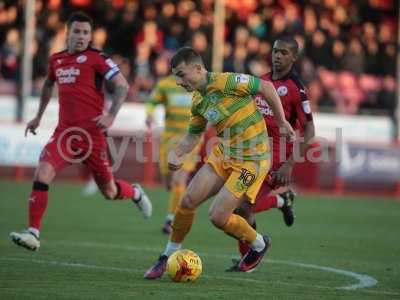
[93,114,115,131]
[279,120,296,141]
[168,150,183,171]
[25,117,41,137]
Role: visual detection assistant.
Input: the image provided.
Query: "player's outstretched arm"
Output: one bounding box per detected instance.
[95,73,129,130]
[168,133,201,171]
[25,79,54,137]
[276,120,315,186]
[258,80,295,139]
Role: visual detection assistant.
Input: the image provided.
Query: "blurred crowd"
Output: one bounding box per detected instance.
[0,0,398,118]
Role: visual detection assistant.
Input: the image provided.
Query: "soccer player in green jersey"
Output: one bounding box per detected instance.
[145,47,294,277]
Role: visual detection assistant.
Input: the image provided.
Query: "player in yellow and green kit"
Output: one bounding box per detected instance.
[146,75,199,234]
[144,47,295,278]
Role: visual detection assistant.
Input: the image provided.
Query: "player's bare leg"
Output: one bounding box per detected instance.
[98,179,152,218]
[208,187,246,228]
[10,162,56,251]
[144,164,223,279]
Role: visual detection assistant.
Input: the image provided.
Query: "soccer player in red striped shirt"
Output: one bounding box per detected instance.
[10,12,152,251]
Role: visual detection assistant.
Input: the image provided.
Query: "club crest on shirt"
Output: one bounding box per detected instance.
[277,86,288,96]
[76,55,87,63]
[205,108,220,122]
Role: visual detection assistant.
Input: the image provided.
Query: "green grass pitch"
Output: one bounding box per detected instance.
[0,180,399,299]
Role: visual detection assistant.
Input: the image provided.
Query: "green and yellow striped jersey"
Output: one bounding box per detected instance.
[148,75,192,140]
[188,72,269,161]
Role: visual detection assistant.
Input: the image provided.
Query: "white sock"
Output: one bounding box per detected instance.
[250,233,265,252]
[276,195,285,208]
[163,241,181,257]
[165,213,174,222]
[28,227,40,238]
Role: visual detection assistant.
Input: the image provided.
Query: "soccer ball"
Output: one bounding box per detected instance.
[166,249,202,282]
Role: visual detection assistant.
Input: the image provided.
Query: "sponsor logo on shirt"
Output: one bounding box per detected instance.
[255,95,274,116]
[56,67,80,84]
[235,74,250,83]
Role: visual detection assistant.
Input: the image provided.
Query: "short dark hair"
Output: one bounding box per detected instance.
[276,36,299,55]
[171,47,204,69]
[67,11,93,29]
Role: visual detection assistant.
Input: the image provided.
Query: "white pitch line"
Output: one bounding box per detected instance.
[0,257,317,287]
[268,260,378,290]
[0,256,396,297]
[50,240,380,291]
[1,257,135,273]
[1,256,397,297]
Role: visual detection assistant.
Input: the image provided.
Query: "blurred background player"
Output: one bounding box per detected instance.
[144,47,295,278]
[146,73,200,234]
[228,36,316,270]
[9,12,152,251]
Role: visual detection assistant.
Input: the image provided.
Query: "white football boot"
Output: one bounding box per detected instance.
[82,178,99,196]
[10,230,40,251]
[132,183,152,218]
